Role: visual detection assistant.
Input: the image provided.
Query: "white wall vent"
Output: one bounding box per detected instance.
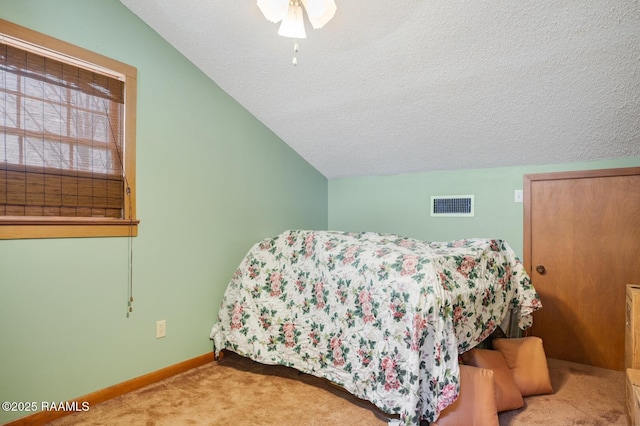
[430,195,475,217]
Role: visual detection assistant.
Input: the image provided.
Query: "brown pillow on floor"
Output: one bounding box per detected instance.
[492,336,553,396]
[433,365,499,426]
[460,348,524,412]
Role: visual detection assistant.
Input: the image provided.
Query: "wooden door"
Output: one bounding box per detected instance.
[524,167,640,371]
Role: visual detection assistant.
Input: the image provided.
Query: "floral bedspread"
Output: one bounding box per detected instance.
[210,230,541,425]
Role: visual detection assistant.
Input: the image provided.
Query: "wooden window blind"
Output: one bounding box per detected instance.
[0,19,138,239]
[1,43,125,218]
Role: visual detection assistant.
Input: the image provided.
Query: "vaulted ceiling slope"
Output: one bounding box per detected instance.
[119,1,640,179]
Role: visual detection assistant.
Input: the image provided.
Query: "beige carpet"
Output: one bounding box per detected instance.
[499,358,626,425]
[50,352,626,426]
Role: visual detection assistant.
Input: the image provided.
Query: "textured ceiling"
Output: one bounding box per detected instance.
[119,1,640,179]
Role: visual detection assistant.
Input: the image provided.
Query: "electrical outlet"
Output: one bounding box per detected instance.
[156,320,166,338]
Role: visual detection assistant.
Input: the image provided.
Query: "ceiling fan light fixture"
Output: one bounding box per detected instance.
[257,0,336,65]
[301,0,337,29]
[257,0,337,38]
[277,3,306,39]
[257,0,289,23]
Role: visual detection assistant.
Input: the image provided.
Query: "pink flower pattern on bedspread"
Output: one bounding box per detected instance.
[210,230,541,425]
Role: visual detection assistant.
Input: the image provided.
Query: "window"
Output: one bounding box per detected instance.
[0,19,138,239]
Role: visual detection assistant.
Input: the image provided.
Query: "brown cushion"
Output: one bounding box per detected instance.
[492,336,553,396]
[461,348,524,412]
[433,365,499,426]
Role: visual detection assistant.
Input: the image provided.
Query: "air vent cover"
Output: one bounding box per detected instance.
[430,195,475,217]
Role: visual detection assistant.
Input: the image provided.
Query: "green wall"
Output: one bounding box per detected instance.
[0,1,327,423]
[329,157,640,258]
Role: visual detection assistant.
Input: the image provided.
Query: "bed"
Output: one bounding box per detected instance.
[210,230,541,425]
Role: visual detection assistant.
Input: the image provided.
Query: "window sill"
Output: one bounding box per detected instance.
[0,217,139,239]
